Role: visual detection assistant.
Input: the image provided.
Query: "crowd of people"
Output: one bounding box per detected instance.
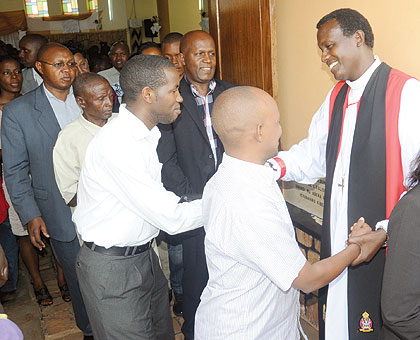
[0,7,419,340]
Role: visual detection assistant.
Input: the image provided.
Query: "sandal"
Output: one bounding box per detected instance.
[59,284,71,303]
[34,286,53,306]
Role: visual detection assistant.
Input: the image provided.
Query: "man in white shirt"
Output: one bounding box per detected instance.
[18,34,47,94]
[98,41,129,104]
[53,72,115,209]
[195,86,385,340]
[73,55,203,340]
[269,8,420,340]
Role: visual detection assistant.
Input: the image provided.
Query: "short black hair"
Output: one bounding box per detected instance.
[138,42,161,54]
[120,55,174,104]
[20,34,48,49]
[0,55,20,65]
[109,41,129,55]
[316,8,374,48]
[162,32,183,46]
[73,72,107,98]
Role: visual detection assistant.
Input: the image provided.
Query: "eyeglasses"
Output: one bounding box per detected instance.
[38,61,77,69]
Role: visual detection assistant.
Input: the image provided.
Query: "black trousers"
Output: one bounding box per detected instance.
[181,231,208,339]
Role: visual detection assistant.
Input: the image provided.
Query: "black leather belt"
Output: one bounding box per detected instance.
[84,240,152,256]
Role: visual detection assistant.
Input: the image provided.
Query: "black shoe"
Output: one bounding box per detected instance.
[173,293,183,316]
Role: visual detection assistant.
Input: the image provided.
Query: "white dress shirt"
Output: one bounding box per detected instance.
[73,104,203,248]
[43,85,80,129]
[98,66,123,103]
[278,57,420,340]
[195,154,307,340]
[53,113,117,204]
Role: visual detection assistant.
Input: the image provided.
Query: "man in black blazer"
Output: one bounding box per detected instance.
[157,30,235,340]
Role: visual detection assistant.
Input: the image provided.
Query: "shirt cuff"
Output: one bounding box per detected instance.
[265,157,286,180]
[375,219,389,233]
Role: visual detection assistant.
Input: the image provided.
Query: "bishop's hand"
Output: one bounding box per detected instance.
[347,218,386,266]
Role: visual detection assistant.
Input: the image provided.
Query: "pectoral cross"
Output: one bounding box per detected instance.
[338,176,345,193]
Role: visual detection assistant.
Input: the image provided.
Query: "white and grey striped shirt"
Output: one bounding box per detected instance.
[195,154,307,340]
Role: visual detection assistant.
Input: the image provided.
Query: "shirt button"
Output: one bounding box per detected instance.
[209,154,213,159]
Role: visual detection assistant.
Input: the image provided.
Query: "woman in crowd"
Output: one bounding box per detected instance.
[0,55,71,306]
[381,151,420,339]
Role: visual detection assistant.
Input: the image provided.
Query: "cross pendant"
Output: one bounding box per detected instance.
[338,176,345,193]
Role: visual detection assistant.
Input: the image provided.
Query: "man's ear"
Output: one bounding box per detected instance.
[76,96,86,110]
[142,86,154,104]
[354,30,365,47]
[34,61,43,76]
[179,53,185,66]
[255,123,263,143]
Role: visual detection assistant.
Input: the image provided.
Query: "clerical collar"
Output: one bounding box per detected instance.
[346,56,381,90]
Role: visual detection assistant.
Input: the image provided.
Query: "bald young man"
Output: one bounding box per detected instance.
[157,30,235,339]
[194,86,385,340]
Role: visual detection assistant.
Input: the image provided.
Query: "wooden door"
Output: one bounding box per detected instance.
[208,0,276,97]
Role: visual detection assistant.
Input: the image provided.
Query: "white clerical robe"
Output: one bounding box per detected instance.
[278,56,420,340]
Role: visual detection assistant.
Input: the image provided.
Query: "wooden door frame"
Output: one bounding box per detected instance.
[208,0,278,102]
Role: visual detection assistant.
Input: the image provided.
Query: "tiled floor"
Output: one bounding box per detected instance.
[2,242,317,340]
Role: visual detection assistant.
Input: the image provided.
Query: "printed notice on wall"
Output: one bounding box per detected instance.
[283,179,325,224]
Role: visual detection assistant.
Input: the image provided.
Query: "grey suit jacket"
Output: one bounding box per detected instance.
[1,85,75,241]
[381,183,420,339]
[21,68,41,95]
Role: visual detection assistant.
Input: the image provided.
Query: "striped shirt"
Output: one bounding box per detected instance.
[195,154,307,340]
[186,76,218,166]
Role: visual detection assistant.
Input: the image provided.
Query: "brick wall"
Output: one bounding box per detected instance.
[295,226,321,330]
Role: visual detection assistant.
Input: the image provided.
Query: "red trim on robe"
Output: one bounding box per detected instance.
[328,81,346,128]
[385,69,413,218]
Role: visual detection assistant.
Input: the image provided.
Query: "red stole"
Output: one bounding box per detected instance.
[328,68,412,218]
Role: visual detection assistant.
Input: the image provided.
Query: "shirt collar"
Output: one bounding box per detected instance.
[111,66,120,75]
[118,104,161,143]
[79,112,102,135]
[222,153,278,185]
[184,75,216,98]
[43,84,73,102]
[346,55,381,90]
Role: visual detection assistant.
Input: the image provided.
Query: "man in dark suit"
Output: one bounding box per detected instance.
[1,43,92,339]
[158,30,235,340]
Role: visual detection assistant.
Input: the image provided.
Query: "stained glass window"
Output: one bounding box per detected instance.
[62,0,79,15]
[87,0,99,13]
[25,0,49,17]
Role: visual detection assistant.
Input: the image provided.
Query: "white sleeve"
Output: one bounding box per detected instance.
[398,78,420,189]
[277,89,333,184]
[99,143,203,235]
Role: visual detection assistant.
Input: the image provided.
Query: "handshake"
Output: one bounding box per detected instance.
[347,217,388,266]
